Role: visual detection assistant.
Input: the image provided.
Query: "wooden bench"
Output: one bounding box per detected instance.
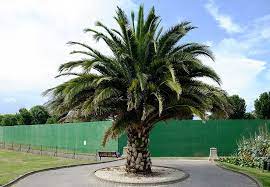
[97,151,120,160]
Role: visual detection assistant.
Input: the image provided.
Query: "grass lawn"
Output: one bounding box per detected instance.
[0,149,94,185]
[152,157,208,160]
[219,162,270,187]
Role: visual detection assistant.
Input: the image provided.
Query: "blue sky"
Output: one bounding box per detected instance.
[0,0,270,114]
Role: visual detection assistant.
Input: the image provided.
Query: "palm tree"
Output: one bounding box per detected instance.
[44,6,230,174]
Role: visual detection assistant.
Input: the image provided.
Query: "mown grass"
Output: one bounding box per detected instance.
[219,162,270,187]
[0,149,94,185]
[151,157,208,160]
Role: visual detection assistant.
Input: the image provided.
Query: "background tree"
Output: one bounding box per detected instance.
[46,115,58,124]
[0,115,3,126]
[45,6,229,174]
[30,105,50,124]
[228,95,246,119]
[18,108,33,125]
[208,112,225,119]
[244,112,256,119]
[254,92,270,119]
[1,114,18,126]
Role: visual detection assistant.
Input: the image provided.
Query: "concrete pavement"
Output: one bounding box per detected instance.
[13,159,258,187]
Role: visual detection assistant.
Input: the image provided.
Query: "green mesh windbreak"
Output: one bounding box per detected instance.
[0,121,117,153]
[118,119,270,157]
[0,127,3,142]
[1,120,270,156]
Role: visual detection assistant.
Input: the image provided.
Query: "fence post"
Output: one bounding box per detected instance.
[19,144,22,151]
[54,146,58,157]
[27,144,30,153]
[73,148,76,159]
[40,145,43,155]
[11,142,14,150]
[96,149,98,161]
[3,142,5,149]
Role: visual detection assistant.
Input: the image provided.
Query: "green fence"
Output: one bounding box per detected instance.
[118,119,270,157]
[0,127,3,143]
[0,121,117,154]
[0,120,269,156]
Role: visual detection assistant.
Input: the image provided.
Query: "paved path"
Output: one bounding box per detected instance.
[13,159,258,187]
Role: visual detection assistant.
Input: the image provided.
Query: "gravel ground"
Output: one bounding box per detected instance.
[13,159,258,187]
[95,165,186,184]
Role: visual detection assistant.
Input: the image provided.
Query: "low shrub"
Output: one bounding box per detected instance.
[220,125,270,168]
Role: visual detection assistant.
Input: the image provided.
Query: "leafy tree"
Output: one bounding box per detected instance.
[0,115,3,125]
[46,116,58,124]
[30,105,50,124]
[18,108,33,125]
[228,95,246,119]
[208,112,225,119]
[254,92,270,119]
[44,6,229,174]
[244,112,256,119]
[1,114,18,126]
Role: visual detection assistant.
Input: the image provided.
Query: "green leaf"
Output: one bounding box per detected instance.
[166,80,182,99]
[137,72,148,91]
[153,92,164,116]
[93,88,120,105]
[167,64,176,82]
[141,104,156,121]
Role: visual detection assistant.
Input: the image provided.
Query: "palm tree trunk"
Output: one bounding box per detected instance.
[125,127,152,174]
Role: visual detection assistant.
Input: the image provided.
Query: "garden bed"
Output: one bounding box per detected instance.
[94,165,189,185]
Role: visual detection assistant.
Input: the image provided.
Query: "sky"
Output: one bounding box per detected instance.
[0,0,270,114]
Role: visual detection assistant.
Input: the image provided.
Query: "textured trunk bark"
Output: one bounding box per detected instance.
[125,127,152,174]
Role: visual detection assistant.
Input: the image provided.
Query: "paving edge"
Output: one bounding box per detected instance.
[215,162,263,187]
[93,165,190,186]
[1,158,125,187]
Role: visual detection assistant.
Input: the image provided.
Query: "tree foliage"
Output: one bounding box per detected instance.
[18,108,33,125]
[29,105,50,125]
[228,95,246,119]
[46,115,58,124]
[243,112,256,119]
[0,115,3,125]
[255,92,270,119]
[0,114,18,126]
[0,106,57,126]
[44,5,230,145]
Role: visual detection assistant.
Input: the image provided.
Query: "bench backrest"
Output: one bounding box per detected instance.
[98,151,117,157]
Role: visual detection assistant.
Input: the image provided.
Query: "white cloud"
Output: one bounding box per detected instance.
[205,40,213,47]
[201,15,270,111]
[2,97,17,103]
[0,0,137,93]
[202,3,270,110]
[0,0,137,113]
[206,53,265,92]
[203,0,270,111]
[205,0,242,33]
[202,47,267,111]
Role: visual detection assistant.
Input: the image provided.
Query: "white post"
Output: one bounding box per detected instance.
[208,147,218,161]
[122,146,128,158]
